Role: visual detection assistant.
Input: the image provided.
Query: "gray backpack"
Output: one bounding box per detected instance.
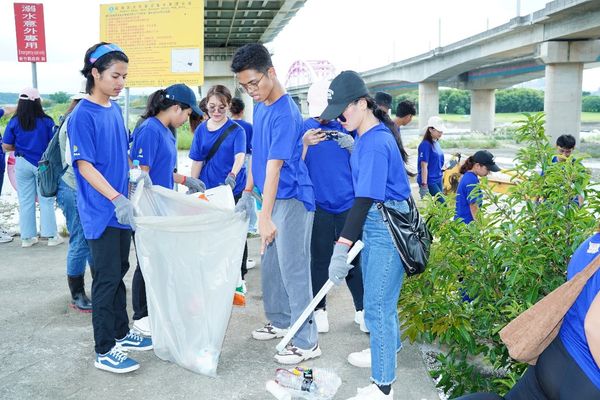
[37,117,67,198]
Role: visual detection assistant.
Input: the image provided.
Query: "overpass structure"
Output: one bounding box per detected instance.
[202,0,306,118]
[288,0,600,141]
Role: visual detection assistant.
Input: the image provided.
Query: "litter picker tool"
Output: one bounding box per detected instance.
[276,240,364,352]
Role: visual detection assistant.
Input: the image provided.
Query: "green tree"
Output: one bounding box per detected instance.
[400,113,600,397]
[582,96,600,112]
[48,91,70,104]
[495,88,544,113]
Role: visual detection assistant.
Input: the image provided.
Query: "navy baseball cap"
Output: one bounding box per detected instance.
[473,150,501,172]
[320,71,369,121]
[165,84,203,116]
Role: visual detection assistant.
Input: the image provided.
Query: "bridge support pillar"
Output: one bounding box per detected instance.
[470,89,495,133]
[540,40,600,143]
[418,81,439,132]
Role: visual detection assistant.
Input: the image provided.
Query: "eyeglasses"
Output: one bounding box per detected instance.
[238,73,265,93]
[207,104,226,113]
[337,100,360,123]
[557,147,573,156]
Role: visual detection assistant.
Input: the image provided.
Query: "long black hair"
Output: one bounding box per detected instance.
[80,42,129,94]
[141,89,190,119]
[13,98,52,131]
[459,156,476,174]
[364,96,409,163]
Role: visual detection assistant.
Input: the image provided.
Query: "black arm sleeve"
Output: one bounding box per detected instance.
[340,197,374,243]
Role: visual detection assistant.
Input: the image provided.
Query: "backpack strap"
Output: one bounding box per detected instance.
[205,123,237,164]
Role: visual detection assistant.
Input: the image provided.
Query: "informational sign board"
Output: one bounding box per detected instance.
[99,0,204,88]
[14,3,47,62]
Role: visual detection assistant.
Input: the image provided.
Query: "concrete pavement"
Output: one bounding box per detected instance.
[0,235,440,400]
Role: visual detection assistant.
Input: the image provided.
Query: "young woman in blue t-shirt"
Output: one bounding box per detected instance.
[322,71,412,400]
[128,84,204,337]
[189,84,249,302]
[2,87,61,247]
[68,42,151,374]
[417,115,446,202]
[454,151,500,224]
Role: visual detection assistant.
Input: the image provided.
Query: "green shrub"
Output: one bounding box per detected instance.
[400,113,600,397]
[582,96,600,113]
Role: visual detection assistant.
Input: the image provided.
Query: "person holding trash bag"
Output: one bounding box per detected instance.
[322,71,412,400]
[417,116,446,202]
[128,84,204,336]
[68,42,151,374]
[189,84,249,304]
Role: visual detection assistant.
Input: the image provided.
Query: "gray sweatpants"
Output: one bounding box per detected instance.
[261,198,317,349]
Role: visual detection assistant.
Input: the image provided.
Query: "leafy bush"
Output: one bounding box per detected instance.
[582,96,600,113]
[400,113,600,397]
[495,89,544,113]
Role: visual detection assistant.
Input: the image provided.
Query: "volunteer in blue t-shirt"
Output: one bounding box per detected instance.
[549,134,583,206]
[232,44,318,365]
[418,116,446,202]
[0,106,17,244]
[189,84,250,302]
[321,71,412,400]
[454,150,500,224]
[68,42,151,374]
[301,79,365,335]
[129,84,204,337]
[456,231,600,400]
[2,88,61,248]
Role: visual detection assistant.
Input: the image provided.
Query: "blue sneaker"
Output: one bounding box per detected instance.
[95,346,139,373]
[116,329,153,351]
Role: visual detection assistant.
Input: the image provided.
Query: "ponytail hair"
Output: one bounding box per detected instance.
[81,42,129,94]
[365,97,409,163]
[459,156,476,174]
[141,89,191,119]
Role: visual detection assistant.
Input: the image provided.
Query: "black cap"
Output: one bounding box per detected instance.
[473,150,500,172]
[165,84,203,117]
[320,71,369,121]
[375,91,392,109]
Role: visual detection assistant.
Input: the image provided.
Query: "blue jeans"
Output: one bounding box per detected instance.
[362,199,407,385]
[261,198,317,349]
[428,180,445,203]
[56,179,93,276]
[15,156,57,239]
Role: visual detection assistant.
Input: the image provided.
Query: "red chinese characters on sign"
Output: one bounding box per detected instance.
[14,3,47,62]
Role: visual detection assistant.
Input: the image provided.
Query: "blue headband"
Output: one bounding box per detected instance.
[89,44,125,64]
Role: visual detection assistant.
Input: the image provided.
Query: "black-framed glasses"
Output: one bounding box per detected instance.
[238,73,265,93]
[337,99,360,123]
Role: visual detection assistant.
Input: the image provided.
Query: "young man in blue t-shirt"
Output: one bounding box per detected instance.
[231,43,319,364]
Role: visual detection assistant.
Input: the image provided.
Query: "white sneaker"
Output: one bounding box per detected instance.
[47,235,65,247]
[274,343,322,364]
[315,309,329,333]
[252,322,288,340]
[246,259,256,269]
[354,310,369,333]
[348,348,371,368]
[21,237,39,248]
[347,384,394,400]
[0,233,13,243]
[0,226,17,237]
[132,316,152,337]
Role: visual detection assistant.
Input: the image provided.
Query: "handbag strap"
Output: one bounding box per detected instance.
[205,123,237,164]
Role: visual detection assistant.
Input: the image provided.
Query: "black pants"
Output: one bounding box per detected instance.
[311,206,364,311]
[454,337,600,400]
[131,232,147,321]
[234,193,249,280]
[87,227,132,354]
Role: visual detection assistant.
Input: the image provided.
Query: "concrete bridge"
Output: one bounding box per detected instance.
[288,0,600,141]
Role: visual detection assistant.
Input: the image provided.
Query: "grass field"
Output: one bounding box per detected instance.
[431,112,600,124]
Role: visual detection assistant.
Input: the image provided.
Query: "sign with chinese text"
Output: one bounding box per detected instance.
[100,0,204,88]
[14,3,47,62]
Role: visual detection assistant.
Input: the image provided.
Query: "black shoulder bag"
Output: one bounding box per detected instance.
[377,196,432,277]
[204,124,237,164]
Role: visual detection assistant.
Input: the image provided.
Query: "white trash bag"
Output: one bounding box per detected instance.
[131,185,247,376]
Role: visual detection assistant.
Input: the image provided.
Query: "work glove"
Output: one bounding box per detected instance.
[111,194,137,230]
[328,242,352,286]
[183,176,206,194]
[225,173,236,191]
[419,185,429,199]
[130,170,152,188]
[234,191,254,215]
[333,133,354,152]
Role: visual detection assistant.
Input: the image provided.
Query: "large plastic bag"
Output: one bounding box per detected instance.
[131,185,247,376]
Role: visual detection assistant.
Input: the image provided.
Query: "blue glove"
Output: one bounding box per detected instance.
[328,243,351,285]
[234,191,254,215]
[111,195,136,230]
[225,173,236,190]
[333,133,354,152]
[183,176,206,194]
